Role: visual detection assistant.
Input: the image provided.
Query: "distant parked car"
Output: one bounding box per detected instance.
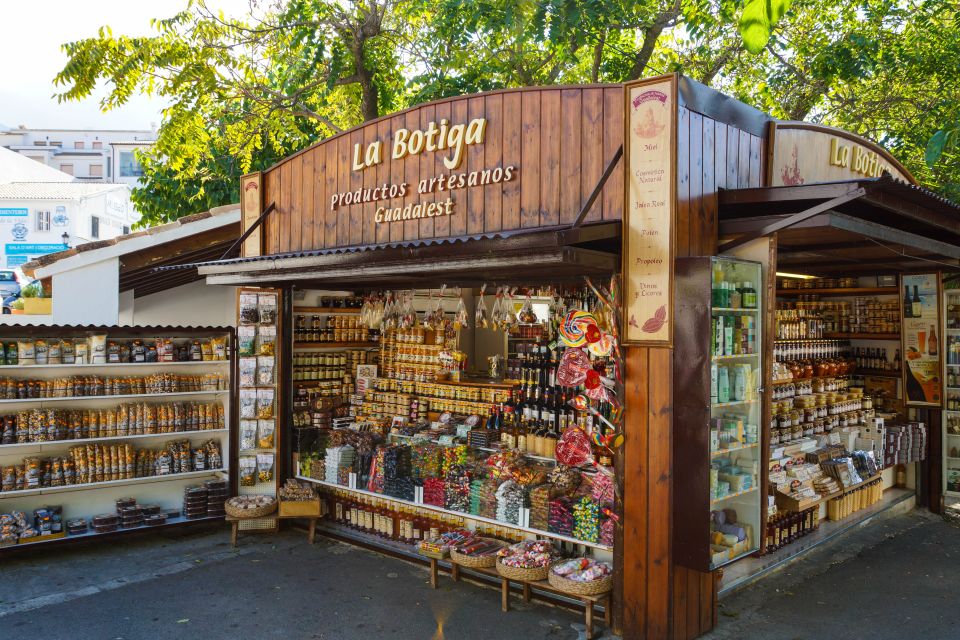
[0,271,21,299]
[2,292,17,314]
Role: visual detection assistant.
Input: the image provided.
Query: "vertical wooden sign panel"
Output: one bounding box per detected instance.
[240,171,262,257]
[623,75,678,346]
[902,273,943,407]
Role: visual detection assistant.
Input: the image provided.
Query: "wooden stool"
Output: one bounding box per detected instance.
[225,515,318,548]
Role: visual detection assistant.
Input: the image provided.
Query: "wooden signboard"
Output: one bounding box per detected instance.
[902,273,943,407]
[240,172,263,257]
[257,86,625,254]
[769,122,915,187]
[622,74,677,346]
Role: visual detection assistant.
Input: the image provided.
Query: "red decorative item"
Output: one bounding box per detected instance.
[557,348,591,387]
[555,427,594,467]
[585,324,602,344]
[584,369,601,390]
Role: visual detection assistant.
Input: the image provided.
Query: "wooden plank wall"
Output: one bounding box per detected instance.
[669,106,765,640]
[260,86,624,253]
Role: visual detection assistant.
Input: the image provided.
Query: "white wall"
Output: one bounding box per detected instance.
[51,258,120,325]
[130,280,237,328]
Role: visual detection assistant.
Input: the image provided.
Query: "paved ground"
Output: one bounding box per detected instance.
[1,511,958,639]
[0,525,593,640]
[708,510,960,640]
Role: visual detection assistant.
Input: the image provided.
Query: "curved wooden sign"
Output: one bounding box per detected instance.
[260,85,625,254]
[768,121,915,187]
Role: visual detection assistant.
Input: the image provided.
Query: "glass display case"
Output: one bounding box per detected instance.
[674,256,763,571]
[943,286,960,497]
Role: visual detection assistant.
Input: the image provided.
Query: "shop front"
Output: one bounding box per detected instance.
[165,74,959,639]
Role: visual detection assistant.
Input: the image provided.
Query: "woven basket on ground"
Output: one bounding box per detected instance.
[496,557,551,582]
[547,569,613,596]
[225,498,277,519]
[449,538,505,568]
[417,545,448,560]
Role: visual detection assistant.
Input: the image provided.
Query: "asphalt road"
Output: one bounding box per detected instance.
[1,510,957,639]
[708,510,960,640]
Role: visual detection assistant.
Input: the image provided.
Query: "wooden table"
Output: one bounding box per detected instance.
[226,514,319,547]
[440,560,611,640]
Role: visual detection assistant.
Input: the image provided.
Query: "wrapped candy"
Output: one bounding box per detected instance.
[548,497,574,536]
[423,477,445,507]
[495,480,524,525]
[572,496,600,543]
[496,540,555,569]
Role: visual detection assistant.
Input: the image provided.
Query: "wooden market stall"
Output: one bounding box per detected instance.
[155,74,960,639]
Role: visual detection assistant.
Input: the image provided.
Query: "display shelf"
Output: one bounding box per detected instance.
[712,399,759,408]
[823,333,900,341]
[712,307,760,313]
[293,306,360,314]
[855,369,902,378]
[711,353,759,361]
[0,428,229,452]
[0,468,227,498]
[776,287,898,297]
[711,442,759,458]
[0,389,228,406]
[773,338,847,344]
[293,341,378,349]
[771,375,850,386]
[5,514,223,550]
[710,487,758,506]
[295,475,613,551]
[775,474,882,513]
[0,360,230,371]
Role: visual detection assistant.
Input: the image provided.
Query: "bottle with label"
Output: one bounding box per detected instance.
[742,282,758,309]
[912,285,923,318]
[929,325,938,356]
[903,286,913,318]
[718,366,731,404]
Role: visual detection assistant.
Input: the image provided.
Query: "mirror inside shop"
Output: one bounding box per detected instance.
[289,282,620,570]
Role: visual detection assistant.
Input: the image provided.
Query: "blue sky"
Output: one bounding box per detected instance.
[0,0,250,130]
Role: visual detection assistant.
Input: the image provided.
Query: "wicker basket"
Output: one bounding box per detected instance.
[449,538,505,568]
[225,498,277,519]
[548,569,613,596]
[417,545,448,560]
[496,558,551,582]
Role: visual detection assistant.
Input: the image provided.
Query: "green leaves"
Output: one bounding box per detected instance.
[926,127,955,168]
[739,0,792,54]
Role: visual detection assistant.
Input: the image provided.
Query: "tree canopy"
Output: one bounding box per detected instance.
[53,0,960,225]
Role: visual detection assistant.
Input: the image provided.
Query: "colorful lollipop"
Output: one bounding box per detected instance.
[559,310,597,347]
[569,394,618,432]
[587,332,615,357]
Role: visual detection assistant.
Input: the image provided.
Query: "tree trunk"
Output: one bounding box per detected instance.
[626,3,680,80]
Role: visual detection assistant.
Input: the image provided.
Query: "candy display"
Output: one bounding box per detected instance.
[551,557,613,583]
[496,539,555,569]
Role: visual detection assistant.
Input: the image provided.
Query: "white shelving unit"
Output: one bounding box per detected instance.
[296,475,613,553]
[943,288,960,498]
[0,328,233,546]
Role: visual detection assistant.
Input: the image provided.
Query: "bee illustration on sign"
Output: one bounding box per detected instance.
[10,223,28,241]
[632,90,668,139]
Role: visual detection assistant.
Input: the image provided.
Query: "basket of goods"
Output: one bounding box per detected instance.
[277,479,322,517]
[449,536,507,568]
[496,540,556,581]
[418,528,473,560]
[548,558,613,596]
[225,495,277,519]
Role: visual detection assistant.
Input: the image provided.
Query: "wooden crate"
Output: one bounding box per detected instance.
[279,499,322,517]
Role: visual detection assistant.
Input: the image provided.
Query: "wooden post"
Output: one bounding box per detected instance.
[501,578,510,612]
